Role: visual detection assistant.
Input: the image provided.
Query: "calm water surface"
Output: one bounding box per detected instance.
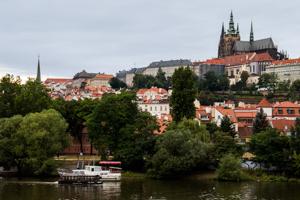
[0,176,299,200]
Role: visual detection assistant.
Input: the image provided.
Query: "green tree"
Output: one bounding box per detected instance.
[15,80,51,116]
[154,67,169,89]
[0,109,68,176]
[213,131,243,160]
[240,71,249,90]
[217,154,243,181]
[170,67,197,122]
[218,75,230,91]
[0,74,21,118]
[109,77,127,90]
[204,71,218,91]
[148,127,211,178]
[133,74,156,89]
[52,98,98,154]
[253,108,270,134]
[88,92,157,170]
[114,112,157,171]
[220,116,236,138]
[289,80,300,101]
[290,118,300,154]
[250,128,290,169]
[258,73,278,91]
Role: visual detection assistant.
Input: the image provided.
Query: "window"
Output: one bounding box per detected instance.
[160,106,162,111]
[278,108,283,114]
[236,69,239,75]
[287,108,295,115]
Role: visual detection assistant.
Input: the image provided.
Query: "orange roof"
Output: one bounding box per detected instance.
[273,58,300,65]
[94,74,113,80]
[257,98,273,108]
[137,87,168,95]
[270,119,295,133]
[44,78,72,84]
[223,53,255,66]
[273,101,300,108]
[215,107,237,122]
[235,112,257,118]
[252,53,274,62]
[194,58,225,65]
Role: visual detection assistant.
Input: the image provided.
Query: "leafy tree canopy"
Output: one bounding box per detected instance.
[0,109,68,176]
[170,67,197,122]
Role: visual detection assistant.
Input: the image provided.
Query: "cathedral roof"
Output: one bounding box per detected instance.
[148,59,192,68]
[234,38,276,52]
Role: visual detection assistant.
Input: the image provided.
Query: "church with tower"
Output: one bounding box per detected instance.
[218,12,285,60]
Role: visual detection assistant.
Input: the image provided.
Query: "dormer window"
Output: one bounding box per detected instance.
[278,108,283,114]
[287,108,294,115]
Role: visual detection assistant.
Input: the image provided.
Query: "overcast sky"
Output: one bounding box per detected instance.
[0,0,299,80]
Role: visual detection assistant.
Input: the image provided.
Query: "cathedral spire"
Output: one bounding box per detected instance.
[36,55,41,82]
[236,23,239,35]
[250,22,254,43]
[220,23,225,38]
[228,11,236,34]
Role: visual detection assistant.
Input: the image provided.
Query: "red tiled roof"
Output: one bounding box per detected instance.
[215,107,237,123]
[94,74,113,80]
[270,119,295,133]
[272,58,300,65]
[137,87,168,95]
[273,101,300,108]
[257,98,273,108]
[235,112,257,118]
[252,53,274,62]
[223,53,256,66]
[44,78,72,84]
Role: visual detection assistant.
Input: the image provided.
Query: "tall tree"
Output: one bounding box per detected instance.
[240,71,249,89]
[0,74,21,118]
[250,128,290,169]
[15,80,51,116]
[154,67,169,89]
[289,80,300,101]
[220,115,236,138]
[109,77,127,90]
[253,108,270,134]
[87,92,139,157]
[0,109,68,175]
[170,67,197,122]
[258,73,278,91]
[133,74,156,89]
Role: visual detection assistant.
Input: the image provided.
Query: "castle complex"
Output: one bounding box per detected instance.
[218,12,285,60]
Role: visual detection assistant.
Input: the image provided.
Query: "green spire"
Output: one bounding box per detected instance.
[228,11,236,34]
[36,56,41,82]
[220,22,225,38]
[236,23,239,34]
[250,22,254,43]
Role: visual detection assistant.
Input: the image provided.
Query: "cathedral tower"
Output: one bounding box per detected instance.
[218,11,240,58]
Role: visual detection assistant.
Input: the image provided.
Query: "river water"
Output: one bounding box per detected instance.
[0,176,299,200]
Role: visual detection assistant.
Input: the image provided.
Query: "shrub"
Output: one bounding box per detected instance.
[217,154,243,181]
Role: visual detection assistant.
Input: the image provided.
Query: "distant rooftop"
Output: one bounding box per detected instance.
[148,59,192,68]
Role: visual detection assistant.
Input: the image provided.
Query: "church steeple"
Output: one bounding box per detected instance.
[220,23,225,38]
[228,11,236,34]
[236,23,240,35]
[36,56,41,82]
[250,22,254,43]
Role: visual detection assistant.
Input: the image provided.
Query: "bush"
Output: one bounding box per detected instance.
[147,124,212,178]
[217,154,243,181]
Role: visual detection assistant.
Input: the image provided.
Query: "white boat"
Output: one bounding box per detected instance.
[59,161,122,182]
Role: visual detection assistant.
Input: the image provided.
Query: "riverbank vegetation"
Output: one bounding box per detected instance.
[1,70,300,181]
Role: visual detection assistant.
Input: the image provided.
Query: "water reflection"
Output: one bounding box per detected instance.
[1,178,300,200]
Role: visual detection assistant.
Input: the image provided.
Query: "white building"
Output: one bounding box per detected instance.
[265,58,300,83]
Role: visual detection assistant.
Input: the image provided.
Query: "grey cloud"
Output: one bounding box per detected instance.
[0,0,299,79]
